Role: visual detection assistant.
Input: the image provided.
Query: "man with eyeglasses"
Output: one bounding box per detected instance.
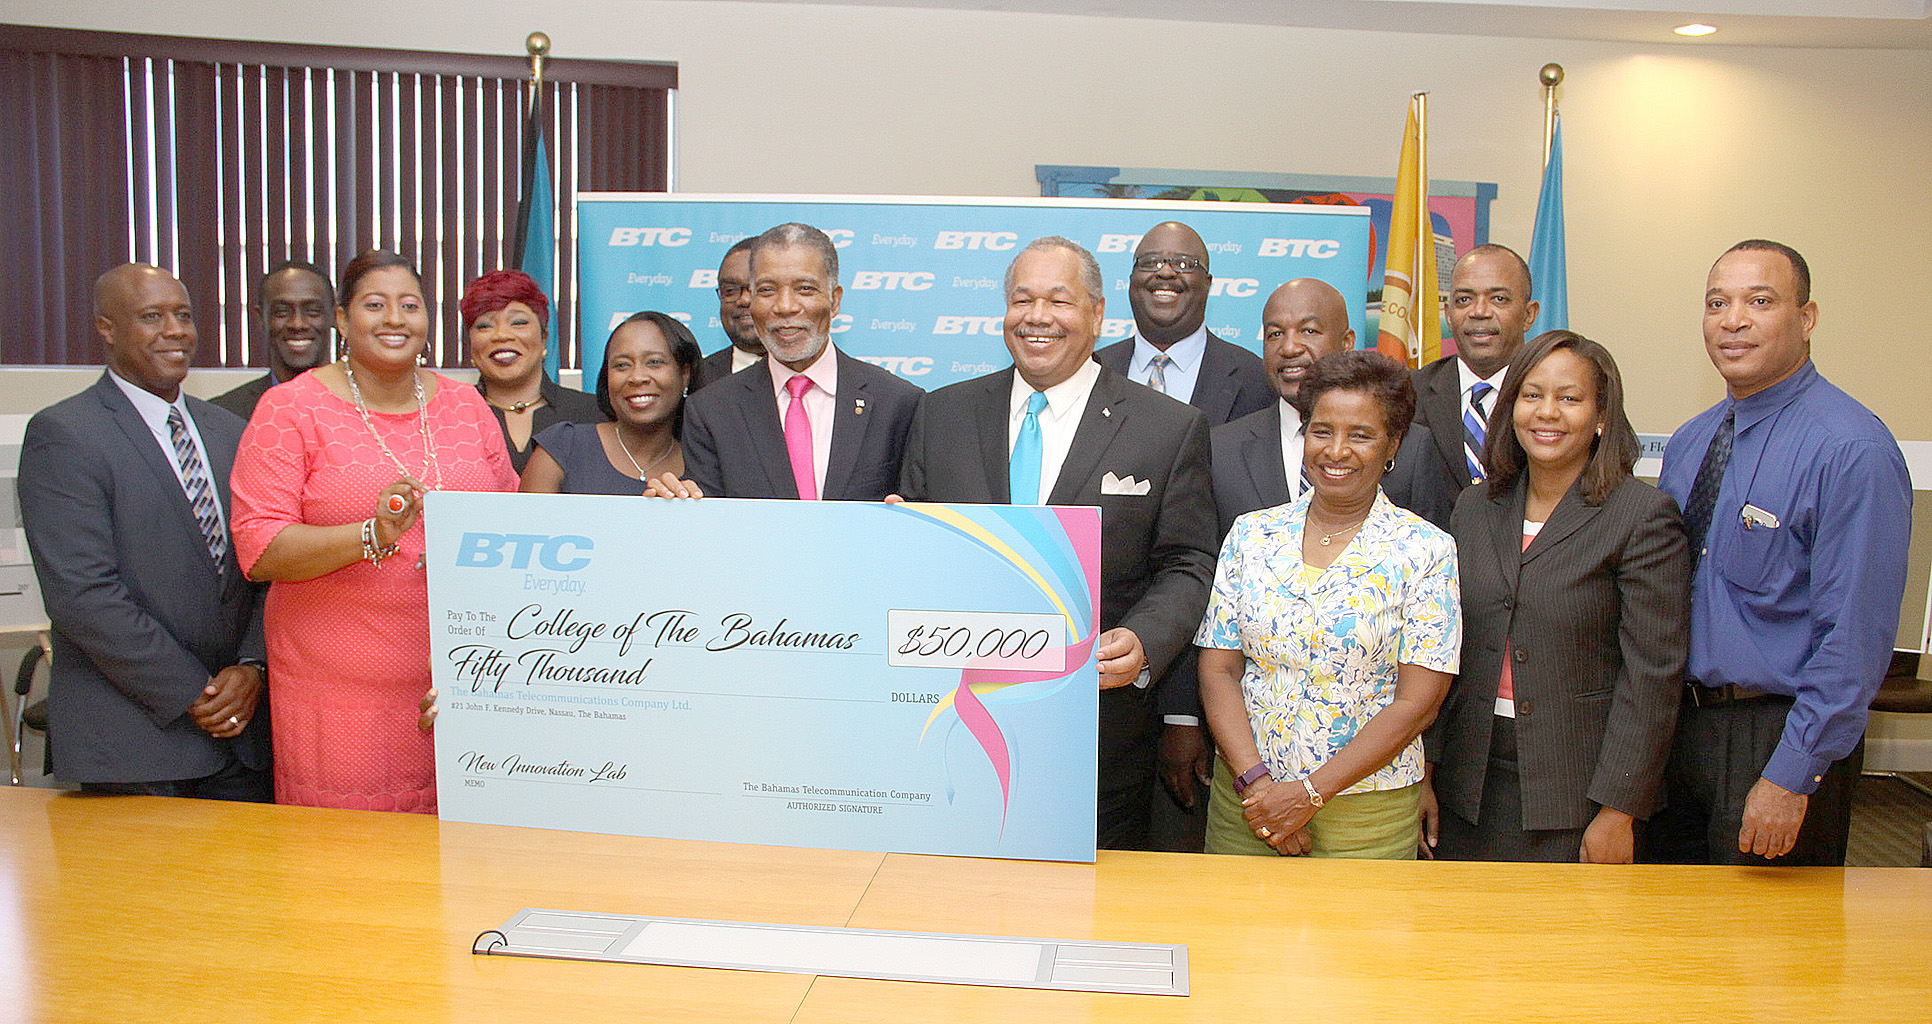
[689,237,763,393]
[1097,220,1271,851]
[1096,221,1273,428]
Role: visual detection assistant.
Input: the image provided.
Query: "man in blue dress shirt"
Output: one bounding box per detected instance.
[1649,239,1911,865]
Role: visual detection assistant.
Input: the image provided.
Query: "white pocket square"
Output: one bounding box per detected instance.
[1100,472,1150,496]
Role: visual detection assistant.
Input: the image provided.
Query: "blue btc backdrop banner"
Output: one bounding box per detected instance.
[576,194,1372,387]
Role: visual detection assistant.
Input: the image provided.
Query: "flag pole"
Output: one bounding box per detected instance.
[1540,63,1563,170]
[528,31,549,92]
[1415,92,1429,370]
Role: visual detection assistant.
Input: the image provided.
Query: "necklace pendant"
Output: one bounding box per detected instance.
[1320,535,1334,546]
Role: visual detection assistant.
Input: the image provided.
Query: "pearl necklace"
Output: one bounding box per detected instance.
[344,360,443,490]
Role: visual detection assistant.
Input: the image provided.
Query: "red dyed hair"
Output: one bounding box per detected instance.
[459,270,549,333]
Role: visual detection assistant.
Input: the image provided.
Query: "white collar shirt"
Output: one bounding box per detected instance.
[1128,325,1207,403]
[1007,357,1101,506]
[107,368,227,531]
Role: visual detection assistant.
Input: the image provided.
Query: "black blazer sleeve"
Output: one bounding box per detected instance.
[1586,486,1689,818]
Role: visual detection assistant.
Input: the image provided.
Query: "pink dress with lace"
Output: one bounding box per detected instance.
[231,371,518,812]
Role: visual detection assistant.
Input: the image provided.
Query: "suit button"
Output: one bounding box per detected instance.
[1513,648,1528,664]
[1517,699,1534,716]
[1501,595,1513,609]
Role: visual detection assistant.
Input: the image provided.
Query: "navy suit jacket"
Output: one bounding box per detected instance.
[1411,355,1485,491]
[1096,332,1273,428]
[681,348,922,500]
[18,374,270,784]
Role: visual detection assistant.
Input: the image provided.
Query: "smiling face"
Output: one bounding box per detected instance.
[751,244,840,372]
[716,248,761,355]
[1004,244,1104,390]
[1129,222,1210,348]
[1303,388,1398,507]
[1261,279,1355,404]
[336,265,428,373]
[604,320,687,430]
[468,300,547,389]
[98,266,196,401]
[1703,248,1816,400]
[1448,249,1538,379]
[1512,346,1602,482]
[258,268,331,378]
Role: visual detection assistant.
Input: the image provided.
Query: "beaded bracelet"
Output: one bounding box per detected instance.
[361,517,401,565]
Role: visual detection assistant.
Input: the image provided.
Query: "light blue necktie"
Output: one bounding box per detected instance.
[1009,391,1048,504]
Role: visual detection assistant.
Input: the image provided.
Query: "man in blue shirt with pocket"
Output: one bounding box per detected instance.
[1649,239,1910,865]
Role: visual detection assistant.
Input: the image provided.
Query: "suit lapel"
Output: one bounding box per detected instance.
[735,363,798,498]
[1048,368,1128,505]
[976,370,1015,501]
[1188,335,1234,424]
[1425,366,1472,488]
[93,377,210,565]
[1244,403,1292,508]
[1486,477,1529,594]
[820,352,868,500]
[1523,482,1601,565]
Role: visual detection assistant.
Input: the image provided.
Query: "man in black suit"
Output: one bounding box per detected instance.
[210,261,332,420]
[1410,244,1539,491]
[689,237,762,393]
[897,236,1217,850]
[18,264,271,799]
[1095,220,1272,427]
[675,223,921,500]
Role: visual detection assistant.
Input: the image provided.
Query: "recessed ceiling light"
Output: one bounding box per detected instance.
[1674,24,1718,37]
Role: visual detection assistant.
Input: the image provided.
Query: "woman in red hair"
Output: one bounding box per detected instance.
[460,270,604,473]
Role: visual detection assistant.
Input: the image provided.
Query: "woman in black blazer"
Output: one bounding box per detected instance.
[1425,330,1689,862]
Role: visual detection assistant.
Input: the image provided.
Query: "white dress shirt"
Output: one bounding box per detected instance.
[769,345,839,497]
[1007,358,1100,506]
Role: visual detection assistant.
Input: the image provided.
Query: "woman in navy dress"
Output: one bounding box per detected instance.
[519,312,701,495]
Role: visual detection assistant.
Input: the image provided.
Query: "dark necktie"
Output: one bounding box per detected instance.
[167,408,228,568]
[1681,406,1736,563]
[1463,382,1493,482]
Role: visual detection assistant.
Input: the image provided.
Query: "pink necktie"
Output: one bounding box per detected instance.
[784,374,818,500]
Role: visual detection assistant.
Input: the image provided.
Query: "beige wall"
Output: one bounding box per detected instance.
[2,1,1928,439]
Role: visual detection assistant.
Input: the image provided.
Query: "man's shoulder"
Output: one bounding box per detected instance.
[1799,373,1903,451]
[1203,332,1264,369]
[1093,338,1133,370]
[26,377,114,435]
[923,368,1009,408]
[837,351,925,400]
[1101,368,1209,437]
[1213,402,1275,446]
[1412,355,1460,386]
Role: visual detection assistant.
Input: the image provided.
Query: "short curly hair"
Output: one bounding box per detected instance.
[1297,350,1416,440]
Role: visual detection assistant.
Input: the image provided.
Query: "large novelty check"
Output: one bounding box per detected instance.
[424,493,1100,862]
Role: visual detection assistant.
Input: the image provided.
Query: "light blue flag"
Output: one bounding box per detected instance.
[515,110,560,381]
[1529,114,1568,333]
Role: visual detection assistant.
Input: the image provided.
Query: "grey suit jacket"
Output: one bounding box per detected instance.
[1411,355,1483,491]
[1209,403,1458,538]
[897,366,1217,685]
[1430,473,1689,831]
[209,372,276,422]
[1096,332,1273,428]
[18,374,270,784]
[681,348,922,500]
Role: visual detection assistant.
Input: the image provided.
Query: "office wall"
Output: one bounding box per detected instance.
[4,0,1927,443]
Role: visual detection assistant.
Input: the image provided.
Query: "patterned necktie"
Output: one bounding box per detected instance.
[1681,406,1736,564]
[1009,391,1049,505]
[1292,427,1312,498]
[1464,381,1494,482]
[166,408,227,568]
[783,375,817,501]
[1147,353,1172,395]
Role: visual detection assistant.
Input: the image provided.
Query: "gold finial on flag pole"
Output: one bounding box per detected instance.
[1539,63,1564,170]
[527,32,550,90]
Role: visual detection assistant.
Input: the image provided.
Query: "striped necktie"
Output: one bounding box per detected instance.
[166,408,227,568]
[1464,381,1494,483]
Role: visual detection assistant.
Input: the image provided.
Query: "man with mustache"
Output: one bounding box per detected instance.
[897,236,1217,850]
[675,222,922,500]
[689,237,763,393]
[1410,245,1539,492]
[18,263,271,799]
[212,262,333,420]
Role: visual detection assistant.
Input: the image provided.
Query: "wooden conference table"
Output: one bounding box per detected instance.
[3,787,1927,1023]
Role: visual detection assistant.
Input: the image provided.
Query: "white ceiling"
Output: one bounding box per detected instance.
[739,0,1932,49]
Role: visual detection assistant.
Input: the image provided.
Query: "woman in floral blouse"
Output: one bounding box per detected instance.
[1196,350,1461,858]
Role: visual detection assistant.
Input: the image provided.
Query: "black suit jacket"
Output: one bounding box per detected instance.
[1096,332,1273,428]
[681,349,922,500]
[209,372,276,422]
[1209,403,1457,538]
[690,347,749,394]
[1411,355,1487,491]
[1430,474,1689,831]
[18,374,270,784]
[897,366,1217,688]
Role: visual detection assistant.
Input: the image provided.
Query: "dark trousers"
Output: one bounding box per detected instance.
[80,758,273,803]
[1098,683,1156,850]
[1435,715,1588,862]
[1644,696,1862,866]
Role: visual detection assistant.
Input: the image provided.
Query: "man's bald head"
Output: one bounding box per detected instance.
[95,263,196,400]
[1261,278,1357,405]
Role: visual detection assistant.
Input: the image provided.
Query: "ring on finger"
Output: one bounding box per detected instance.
[387,493,408,514]
[1257,826,1272,839]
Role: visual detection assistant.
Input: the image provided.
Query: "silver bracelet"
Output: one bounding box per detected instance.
[361,517,400,565]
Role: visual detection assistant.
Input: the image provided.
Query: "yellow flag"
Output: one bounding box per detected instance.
[1376,93,1441,368]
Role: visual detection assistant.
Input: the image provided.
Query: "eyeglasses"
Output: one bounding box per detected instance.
[716,283,750,300]
[1132,254,1207,274]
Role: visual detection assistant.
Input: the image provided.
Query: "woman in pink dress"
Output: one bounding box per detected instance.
[231,251,519,812]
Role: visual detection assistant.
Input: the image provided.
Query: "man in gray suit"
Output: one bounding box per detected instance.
[1095,220,1273,428]
[897,236,1217,850]
[18,264,270,799]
